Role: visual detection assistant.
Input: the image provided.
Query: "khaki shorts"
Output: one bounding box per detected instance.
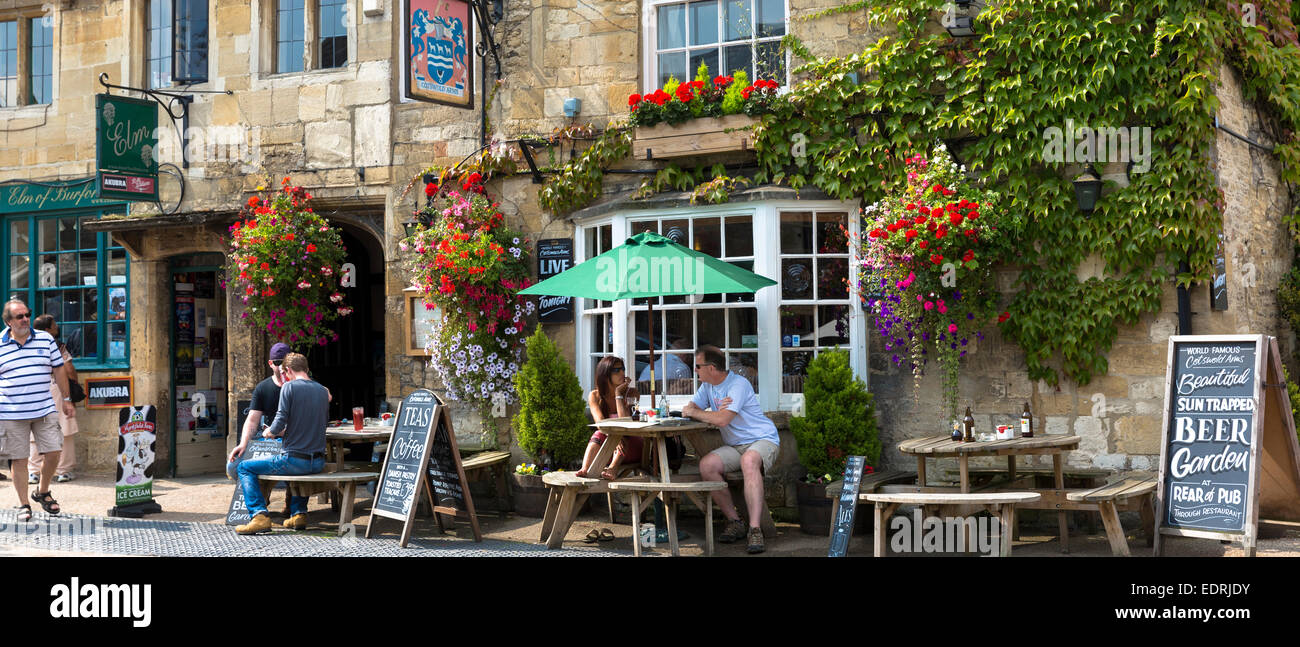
[1,414,62,460]
[709,439,779,473]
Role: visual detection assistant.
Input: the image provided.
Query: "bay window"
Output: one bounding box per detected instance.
[575,201,863,413]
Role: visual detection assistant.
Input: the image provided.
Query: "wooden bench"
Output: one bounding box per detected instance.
[862,492,1042,557]
[461,450,512,519]
[258,471,379,536]
[824,469,919,543]
[607,481,728,556]
[944,466,1109,488]
[1065,471,1158,556]
[538,471,654,549]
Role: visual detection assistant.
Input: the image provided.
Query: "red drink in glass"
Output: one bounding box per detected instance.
[352,407,364,431]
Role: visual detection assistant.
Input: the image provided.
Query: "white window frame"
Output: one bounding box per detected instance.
[639,0,791,93]
[573,200,865,413]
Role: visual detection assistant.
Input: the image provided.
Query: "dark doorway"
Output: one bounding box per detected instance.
[305,226,385,423]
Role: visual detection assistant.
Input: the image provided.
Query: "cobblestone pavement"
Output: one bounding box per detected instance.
[0,509,625,557]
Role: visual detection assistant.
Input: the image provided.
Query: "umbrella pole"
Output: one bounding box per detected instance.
[648,299,656,410]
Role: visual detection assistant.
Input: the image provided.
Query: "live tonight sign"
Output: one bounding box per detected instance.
[536,238,574,324]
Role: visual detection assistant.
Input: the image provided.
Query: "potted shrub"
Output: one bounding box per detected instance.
[629,64,780,160]
[790,349,881,535]
[510,328,591,516]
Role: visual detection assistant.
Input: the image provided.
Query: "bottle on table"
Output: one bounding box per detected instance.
[962,406,975,442]
[1020,402,1034,438]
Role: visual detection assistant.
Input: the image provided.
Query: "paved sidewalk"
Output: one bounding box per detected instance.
[0,508,622,557]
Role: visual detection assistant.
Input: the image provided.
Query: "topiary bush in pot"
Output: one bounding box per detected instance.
[512,327,590,469]
[790,348,881,535]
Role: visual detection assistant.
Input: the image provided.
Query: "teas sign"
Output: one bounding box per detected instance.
[95,94,158,201]
[536,239,574,324]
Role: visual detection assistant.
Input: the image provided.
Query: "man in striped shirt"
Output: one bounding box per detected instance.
[0,299,75,521]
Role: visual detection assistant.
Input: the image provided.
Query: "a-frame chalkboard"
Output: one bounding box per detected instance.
[365,390,481,547]
[1153,335,1300,557]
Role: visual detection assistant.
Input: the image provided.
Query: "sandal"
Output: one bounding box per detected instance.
[583,529,601,544]
[30,490,60,515]
[597,528,615,542]
[14,504,31,522]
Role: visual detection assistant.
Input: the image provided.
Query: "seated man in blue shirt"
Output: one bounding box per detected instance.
[235,352,330,535]
[682,345,780,554]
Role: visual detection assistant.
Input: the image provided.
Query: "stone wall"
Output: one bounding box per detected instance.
[0,3,1291,482]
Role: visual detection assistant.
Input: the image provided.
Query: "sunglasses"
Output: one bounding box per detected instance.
[612,366,625,372]
[10,313,30,320]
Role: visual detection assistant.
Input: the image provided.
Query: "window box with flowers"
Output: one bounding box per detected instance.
[629,65,781,160]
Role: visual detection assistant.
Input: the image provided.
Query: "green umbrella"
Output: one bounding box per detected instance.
[519,231,777,407]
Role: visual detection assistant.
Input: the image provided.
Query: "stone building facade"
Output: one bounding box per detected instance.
[0,0,1290,516]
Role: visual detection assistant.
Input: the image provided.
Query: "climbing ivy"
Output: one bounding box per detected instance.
[536,125,632,215]
[534,0,1300,389]
[746,0,1299,386]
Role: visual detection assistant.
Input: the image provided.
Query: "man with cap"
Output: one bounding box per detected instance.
[227,342,291,514]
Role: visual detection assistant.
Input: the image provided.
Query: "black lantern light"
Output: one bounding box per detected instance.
[1073,167,1103,213]
[944,0,978,37]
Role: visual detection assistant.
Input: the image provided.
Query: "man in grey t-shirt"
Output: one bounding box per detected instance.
[234,352,329,535]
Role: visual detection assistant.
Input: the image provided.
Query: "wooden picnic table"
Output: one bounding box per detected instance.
[325,426,392,471]
[539,417,722,552]
[586,418,714,483]
[897,434,1081,552]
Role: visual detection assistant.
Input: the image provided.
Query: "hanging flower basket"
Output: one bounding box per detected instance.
[226,178,351,348]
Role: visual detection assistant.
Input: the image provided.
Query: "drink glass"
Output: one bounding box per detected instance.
[352,407,364,431]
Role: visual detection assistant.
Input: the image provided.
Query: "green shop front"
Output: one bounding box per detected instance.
[0,180,132,472]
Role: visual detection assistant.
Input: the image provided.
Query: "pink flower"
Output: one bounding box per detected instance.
[948,323,958,333]
[924,301,934,311]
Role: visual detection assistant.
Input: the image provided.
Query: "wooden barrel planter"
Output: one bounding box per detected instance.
[796,480,871,536]
[510,472,550,518]
[632,114,759,160]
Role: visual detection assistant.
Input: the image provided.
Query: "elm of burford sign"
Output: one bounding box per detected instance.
[95,94,159,202]
[0,181,124,215]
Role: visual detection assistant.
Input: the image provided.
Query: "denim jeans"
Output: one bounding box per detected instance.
[237,453,325,517]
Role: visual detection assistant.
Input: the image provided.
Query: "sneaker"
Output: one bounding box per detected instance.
[718,518,748,544]
[55,473,73,483]
[746,527,765,554]
[235,514,273,535]
[27,473,38,485]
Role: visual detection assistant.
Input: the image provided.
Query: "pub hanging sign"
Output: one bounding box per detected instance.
[95,94,159,202]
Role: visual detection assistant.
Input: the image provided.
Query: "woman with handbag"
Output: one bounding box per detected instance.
[28,315,80,483]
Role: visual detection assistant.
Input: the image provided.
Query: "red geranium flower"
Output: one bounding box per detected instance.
[998,311,1011,323]
[962,249,975,262]
[629,93,642,107]
[930,254,944,265]
[905,229,917,241]
[919,240,929,249]
[306,243,317,253]
[425,183,438,197]
[949,212,963,226]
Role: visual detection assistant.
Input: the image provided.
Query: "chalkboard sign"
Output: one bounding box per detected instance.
[427,419,467,510]
[225,439,284,525]
[366,390,482,546]
[1155,335,1300,557]
[371,390,437,531]
[536,238,574,324]
[828,456,866,557]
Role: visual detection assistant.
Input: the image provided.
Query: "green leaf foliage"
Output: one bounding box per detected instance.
[512,328,590,466]
[789,349,881,479]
